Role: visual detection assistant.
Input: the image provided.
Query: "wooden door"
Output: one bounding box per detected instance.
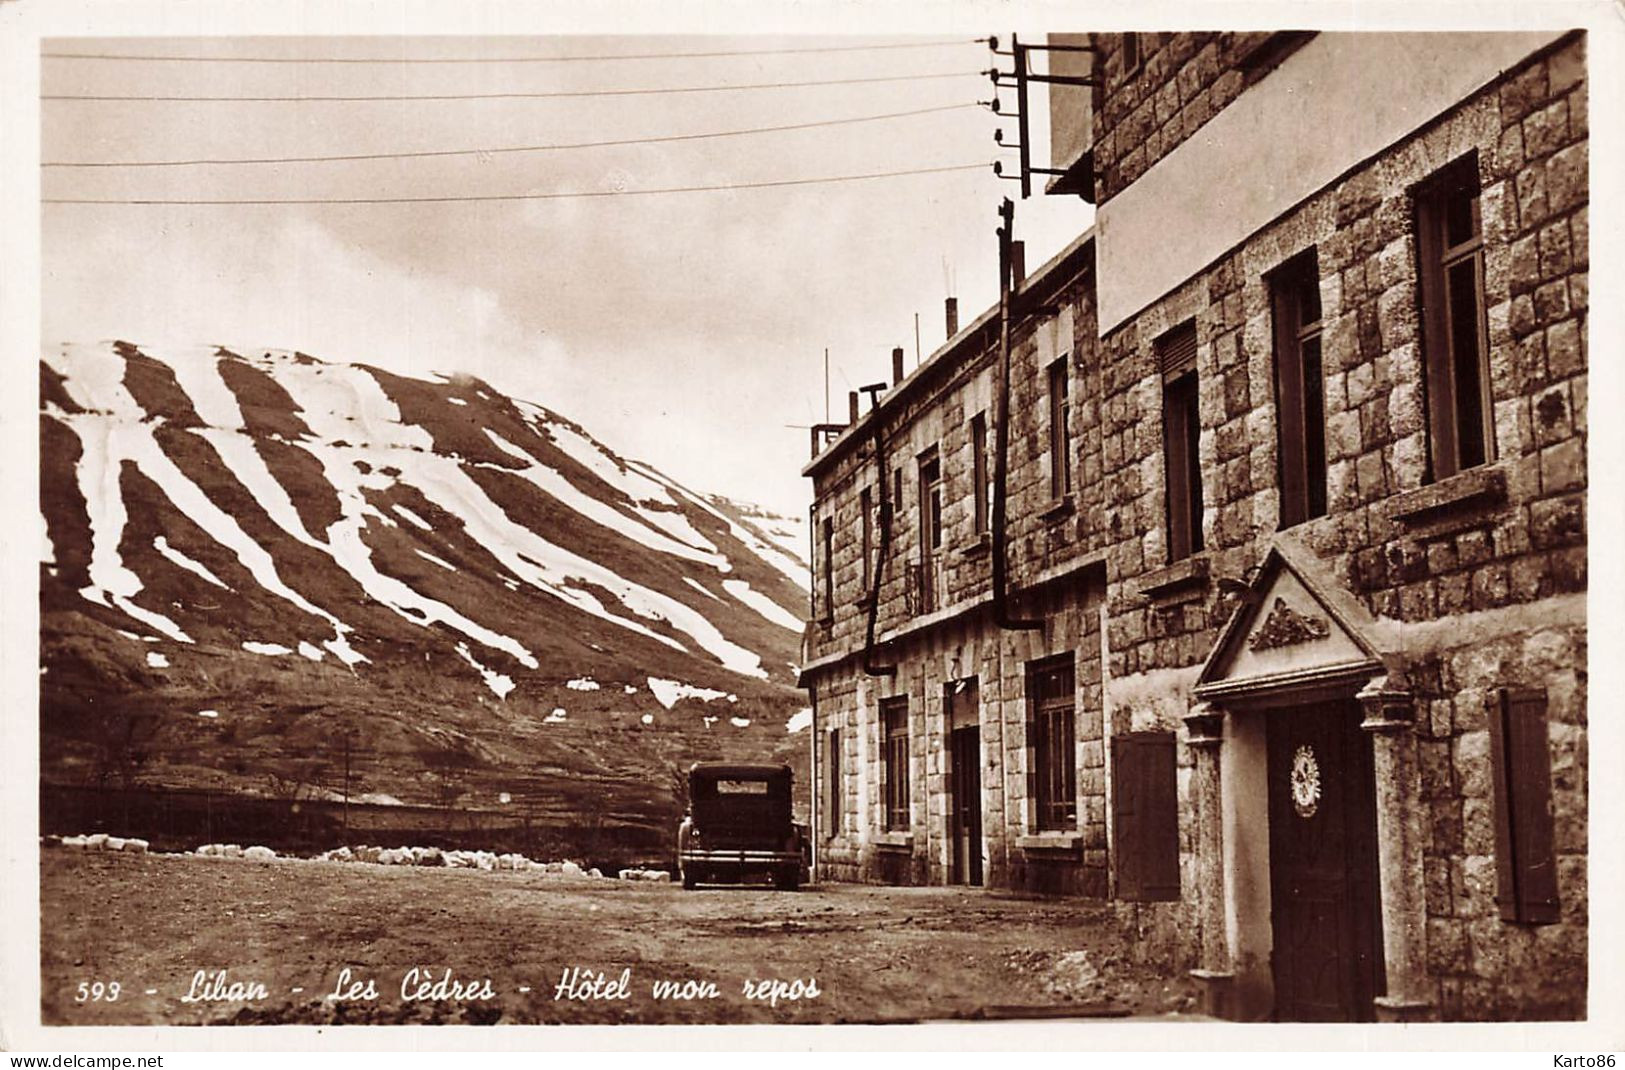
[949,725,983,886]
[1266,700,1384,1021]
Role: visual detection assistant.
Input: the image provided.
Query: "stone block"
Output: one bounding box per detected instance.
[1462,795,1496,855]
[1522,98,1569,159]
[1533,384,1572,443]
[1540,438,1585,494]
[1534,280,1570,325]
[1425,856,1453,917]
[1516,164,1550,230]
[1548,40,1585,95]
[1545,319,1583,380]
[1427,917,1469,974]
[1539,218,1573,277]
[1544,143,1587,216]
[1530,494,1584,550]
[1508,233,1541,294]
[1499,62,1549,125]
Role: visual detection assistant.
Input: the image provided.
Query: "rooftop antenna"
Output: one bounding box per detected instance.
[914,312,922,367]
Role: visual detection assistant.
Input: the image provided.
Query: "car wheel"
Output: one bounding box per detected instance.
[681,869,697,890]
[776,866,800,892]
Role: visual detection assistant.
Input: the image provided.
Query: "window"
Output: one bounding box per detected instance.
[1271,250,1328,527]
[881,697,910,831]
[1048,358,1072,501]
[1121,32,1142,78]
[819,516,833,621]
[1415,153,1494,481]
[918,451,943,554]
[971,412,990,536]
[1489,689,1560,924]
[892,467,904,555]
[1026,657,1077,831]
[1112,731,1181,901]
[1157,321,1204,561]
[825,727,841,839]
[859,486,873,593]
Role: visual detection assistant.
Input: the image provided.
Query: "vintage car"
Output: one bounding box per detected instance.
[677,762,806,890]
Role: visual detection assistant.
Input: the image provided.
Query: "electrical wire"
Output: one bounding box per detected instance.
[43,101,977,168]
[41,161,989,205]
[43,39,982,64]
[42,70,977,103]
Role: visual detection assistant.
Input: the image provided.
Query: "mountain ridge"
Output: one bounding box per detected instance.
[39,340,810,837]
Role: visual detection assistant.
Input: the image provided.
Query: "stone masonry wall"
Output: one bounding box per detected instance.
[1091,32,1301,205]
[1095,34,1586,1019]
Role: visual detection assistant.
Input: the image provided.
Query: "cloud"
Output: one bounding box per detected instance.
[43,209,586,411]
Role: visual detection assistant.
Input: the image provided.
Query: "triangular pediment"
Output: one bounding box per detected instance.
[1196,538,1388,701]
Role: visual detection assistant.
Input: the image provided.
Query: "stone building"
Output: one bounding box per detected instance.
[798,30,1586,1023]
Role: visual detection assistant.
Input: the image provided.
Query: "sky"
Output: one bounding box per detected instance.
[39,32,1093,516]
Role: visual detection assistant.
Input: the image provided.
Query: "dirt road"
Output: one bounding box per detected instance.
[40,849,1197,1026]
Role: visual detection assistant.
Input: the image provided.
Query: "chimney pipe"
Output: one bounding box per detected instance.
[891,346,905,386]
[1010,241,1026,288]
[848,390,860,423]
[945,296,959,338]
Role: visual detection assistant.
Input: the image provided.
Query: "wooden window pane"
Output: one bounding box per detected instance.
[971,413,989,534]
[820,517,834,620]
[1271,250,1327,528]
[825,728,841,838]
[1028,658,1076,831]
[1416,153,1493,482]
[882,698,910,831]
[1049,360,1071,500]
[859,487,872,592]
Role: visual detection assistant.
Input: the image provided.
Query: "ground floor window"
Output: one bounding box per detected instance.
[1026,657,1077,831]
[881,697,910,831]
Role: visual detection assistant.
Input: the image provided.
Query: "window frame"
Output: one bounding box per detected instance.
[970,411,990,536]
[881,696,911,832]
[825,726,842,839]
[1026,656,1078,832]
[1157,321,1204,562]
[1270,249,1328,528]
[819,515,834,623]
[859,485,872,593]
[1414,152,1495,482]
[1048,357,1072,502]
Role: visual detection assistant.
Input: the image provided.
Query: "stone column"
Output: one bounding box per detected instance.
[1183,700,1233,1018]
[1358,675,1435,1023]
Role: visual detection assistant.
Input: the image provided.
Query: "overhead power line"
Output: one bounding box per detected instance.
[42,70,976,103]
[42,161,989,205]
[43,39,982,64]
[42,101,977,168]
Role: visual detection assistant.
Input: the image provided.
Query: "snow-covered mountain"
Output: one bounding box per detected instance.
[39,341,810,821]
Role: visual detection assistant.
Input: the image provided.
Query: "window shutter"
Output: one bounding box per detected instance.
[1490,689,1559,924]
[1113,732,1181,902]
[825,728,841,838]
[1156,321,1198,379]
[1112,735,1142,899]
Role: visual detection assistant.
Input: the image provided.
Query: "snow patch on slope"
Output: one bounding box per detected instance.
[153,536,231,591]
[722,578,804,632]
[456,641,515,699]
[646,677,729,709]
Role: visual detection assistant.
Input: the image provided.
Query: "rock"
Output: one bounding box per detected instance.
[122,838,149,854]
[243,845,277,862]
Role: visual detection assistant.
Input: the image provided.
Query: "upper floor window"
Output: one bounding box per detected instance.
[1415,153,1494,481]
[1157,321,1204,561]
[970,412,990,536]
[859,486,873,593]
[1048,358,1072,501]
[1270,249,1328,527]
[1027,656,1077,831]
[881,697,911,831]
[1121,32,1143,79]
[918,450,943,556]
[819,515,834,622]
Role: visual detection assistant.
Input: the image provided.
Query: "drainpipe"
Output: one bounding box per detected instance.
[992,197,1043,632]
[862,418,897,678]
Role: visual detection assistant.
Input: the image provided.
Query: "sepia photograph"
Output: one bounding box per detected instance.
[3,0,1619,1053]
